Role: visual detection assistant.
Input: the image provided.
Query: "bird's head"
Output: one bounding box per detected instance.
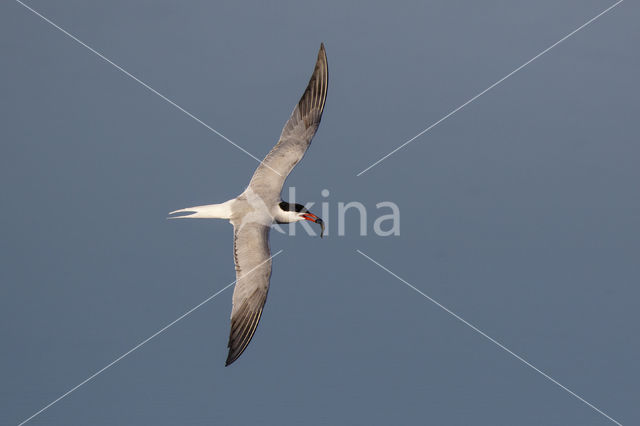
[278,201,324,237]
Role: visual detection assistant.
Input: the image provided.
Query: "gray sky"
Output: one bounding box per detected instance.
[2,1,638,425]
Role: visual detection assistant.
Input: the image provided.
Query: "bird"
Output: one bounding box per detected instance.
[169,44,328,366]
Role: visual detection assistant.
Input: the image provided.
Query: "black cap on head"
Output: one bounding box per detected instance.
[279,201,307,213]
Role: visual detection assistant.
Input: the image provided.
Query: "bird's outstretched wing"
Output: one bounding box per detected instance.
[226,221,272,366]
[248,43,328,203]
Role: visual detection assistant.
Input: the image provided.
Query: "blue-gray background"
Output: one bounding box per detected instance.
[1,1,638,425]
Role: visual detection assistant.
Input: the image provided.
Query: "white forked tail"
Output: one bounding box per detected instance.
[168,200,234,219]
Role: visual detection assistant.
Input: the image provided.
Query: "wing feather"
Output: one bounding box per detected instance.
[226,222,272,366]
[248,43,328,203]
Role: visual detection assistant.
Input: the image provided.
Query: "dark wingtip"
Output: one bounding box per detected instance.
[225,347,234,366]
[225,303,264,367]
[225,346,240,366]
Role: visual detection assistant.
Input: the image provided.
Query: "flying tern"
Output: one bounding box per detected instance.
[169,44,328,366]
